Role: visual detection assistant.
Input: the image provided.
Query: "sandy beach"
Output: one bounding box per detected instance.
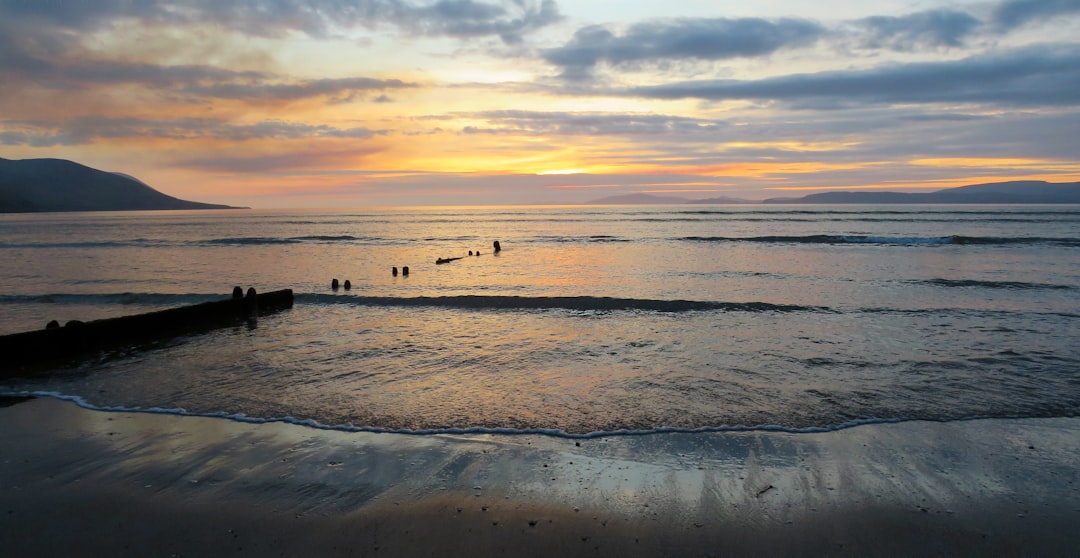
[1,395,1078,557]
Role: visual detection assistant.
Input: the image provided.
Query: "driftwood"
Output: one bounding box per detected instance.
[0,288,293,376]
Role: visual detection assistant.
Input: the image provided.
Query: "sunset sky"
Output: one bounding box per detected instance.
[1,0,1078,206]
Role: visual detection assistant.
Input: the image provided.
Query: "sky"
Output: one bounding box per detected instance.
[1,0,1079,207]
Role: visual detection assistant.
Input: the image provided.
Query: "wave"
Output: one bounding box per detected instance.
[912,278,1075,290]
[201,235,383,246]
[681,235,1080,247]
[303,296,1080,319]
[528,235,630,243]
[296,293,825,313]
[0,292,226,306]
[949,235,1080,246]
[0,391,983,439]
[0,235,390,249]
[5,292,1073,319]
[9,392,1077,440]
[5,233,1077,250]
[854,307,1080,319]
[0,239,164,249]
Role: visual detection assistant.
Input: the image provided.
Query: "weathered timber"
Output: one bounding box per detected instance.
[0,288,293,376]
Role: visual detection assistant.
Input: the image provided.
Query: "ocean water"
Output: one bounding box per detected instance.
[1,205,1078,435]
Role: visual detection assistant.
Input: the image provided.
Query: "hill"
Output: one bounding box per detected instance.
[585,181,1080,205]
[763,181,1080,204]
[0,157,243,213]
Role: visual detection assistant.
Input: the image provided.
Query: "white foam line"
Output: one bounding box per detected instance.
[2,389,975,440]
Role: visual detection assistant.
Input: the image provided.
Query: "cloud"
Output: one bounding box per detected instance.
[541,17,826,80]
[0,0,562,42]
[407,0,562,43]
[851,9,982,51]
[629,44,1080,108]
[0,34,416,104]
[457,110,727,136]
[992,0,1080,31]
[0,117,383,146]
[182,77,417,102]
[173,148,385,173]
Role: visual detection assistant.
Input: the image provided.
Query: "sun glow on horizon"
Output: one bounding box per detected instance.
[1,1,1077,206]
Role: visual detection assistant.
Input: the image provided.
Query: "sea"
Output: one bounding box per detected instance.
[1,205,1078,437]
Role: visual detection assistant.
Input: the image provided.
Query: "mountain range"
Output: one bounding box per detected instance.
[587,181,1080,205]
[0,157,243,213]
[4,157,1078,210]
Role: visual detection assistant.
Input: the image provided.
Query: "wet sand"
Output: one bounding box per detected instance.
[1,395,1078,557]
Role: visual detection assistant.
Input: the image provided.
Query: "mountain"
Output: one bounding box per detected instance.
[763,181,1080,204]
[584,181,1080,206]
[0,157,244,213]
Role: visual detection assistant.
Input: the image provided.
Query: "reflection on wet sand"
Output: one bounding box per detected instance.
[2,396,1079,556]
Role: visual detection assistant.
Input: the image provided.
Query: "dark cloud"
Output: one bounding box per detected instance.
[853,9,982,50]
[0,0,562,42]
[0,117,382,146]
[630,44,1080,108]
[408,0,562,43]
[542,17,825,80]
[0,32,415,104]
[0,20,271,91]
[993,0,1080,31]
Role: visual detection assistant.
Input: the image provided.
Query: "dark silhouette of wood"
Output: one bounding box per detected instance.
[0,289,294,377]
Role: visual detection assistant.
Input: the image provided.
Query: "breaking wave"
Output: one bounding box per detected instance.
[296,294,825,313]
[681,235,1080,246]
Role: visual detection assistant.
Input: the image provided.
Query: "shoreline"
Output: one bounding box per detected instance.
[2,396,1078,556]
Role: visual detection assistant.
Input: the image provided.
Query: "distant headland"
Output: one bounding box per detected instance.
[0,157,245,213]
[587,181,1080,205]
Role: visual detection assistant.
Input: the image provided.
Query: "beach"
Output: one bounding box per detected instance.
[2,206,1078,556]
[2,395,1078,557]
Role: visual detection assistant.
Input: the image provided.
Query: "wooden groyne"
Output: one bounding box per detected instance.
[0,288,293,376]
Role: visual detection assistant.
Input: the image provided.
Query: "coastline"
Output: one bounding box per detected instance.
[2,396,1078,557]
